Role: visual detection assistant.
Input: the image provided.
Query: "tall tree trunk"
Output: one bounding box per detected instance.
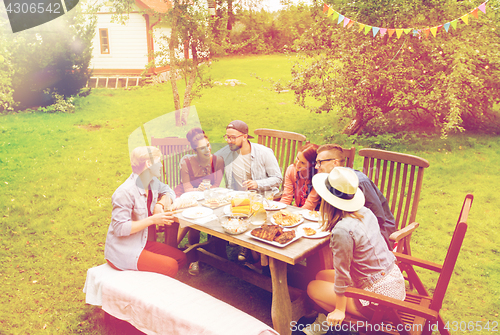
[168,10,182,126]
[181,43,199,124]
[227,0,233,30]
[342,112,367,135]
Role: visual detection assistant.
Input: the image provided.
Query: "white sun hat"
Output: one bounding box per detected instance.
[312,167,365,212]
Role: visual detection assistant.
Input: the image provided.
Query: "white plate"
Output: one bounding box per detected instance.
[264,201,287,211]
[270,213,304,228]
[182,206,213,219]
[246,228,300,248]
[302,210,320,222]
[180,191,204,201]
[299,222,330,239]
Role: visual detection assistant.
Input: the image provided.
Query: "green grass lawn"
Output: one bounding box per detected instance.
[1,54,499,334]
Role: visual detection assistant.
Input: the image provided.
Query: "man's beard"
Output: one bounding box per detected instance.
[229,143,241,151]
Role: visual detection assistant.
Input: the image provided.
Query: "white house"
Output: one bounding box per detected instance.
[89,0,175,87]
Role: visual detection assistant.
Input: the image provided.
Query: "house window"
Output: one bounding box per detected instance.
[99,29,110,54]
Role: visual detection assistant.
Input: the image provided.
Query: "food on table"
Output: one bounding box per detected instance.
[221,218,249,234]
[169,197,198,211]
[274,230,296,244]
[308,211,320,218]
[272,210,302,226]
[231,197,251,215]
[251,224,296,244]
[303,227,317,236]
[266,202,279,209]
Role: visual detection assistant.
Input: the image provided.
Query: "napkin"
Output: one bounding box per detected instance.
[194,214,218,225]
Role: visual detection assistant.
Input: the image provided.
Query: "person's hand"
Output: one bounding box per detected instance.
[326,309,345,327]
[153,203,163,215]
[151,211,174,226]
[243,180,258,190]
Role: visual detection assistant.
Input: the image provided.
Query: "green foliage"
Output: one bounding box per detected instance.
[0,18,16,112]
[288,0,500,136]
[0,3,95,112]
[37,92,75,114]
[224,5,315,55]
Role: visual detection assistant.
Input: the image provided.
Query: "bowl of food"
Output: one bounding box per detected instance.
[220,215,251,235]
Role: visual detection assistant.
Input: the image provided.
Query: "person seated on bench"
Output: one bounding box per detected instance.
[279,142,321,211]
[104,146,187,278]
[176,127,225,276]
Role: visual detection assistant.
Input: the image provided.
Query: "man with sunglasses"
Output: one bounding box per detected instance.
[217,120,282,192]
[315,144,396,249]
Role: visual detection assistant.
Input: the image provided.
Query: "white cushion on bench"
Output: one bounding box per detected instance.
[83,264,278,335]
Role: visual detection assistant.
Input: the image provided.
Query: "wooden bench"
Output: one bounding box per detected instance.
[83,264,278,335]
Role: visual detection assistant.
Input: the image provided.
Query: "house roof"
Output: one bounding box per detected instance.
[135,0,172,13]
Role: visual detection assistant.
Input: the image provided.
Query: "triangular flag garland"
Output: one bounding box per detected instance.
[322,1,488,39]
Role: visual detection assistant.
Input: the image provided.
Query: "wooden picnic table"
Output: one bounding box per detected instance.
[173,201,331,335]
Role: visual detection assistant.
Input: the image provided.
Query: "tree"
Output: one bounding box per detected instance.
[110,0,215,126]
[0,3,95,112]
[288,0,500,136]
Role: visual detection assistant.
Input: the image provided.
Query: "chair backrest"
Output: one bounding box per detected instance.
[151,136,193,186]
[254,128,307,191]
[342,146,356,169]
[358,148,430,235]
[431,194,473,311]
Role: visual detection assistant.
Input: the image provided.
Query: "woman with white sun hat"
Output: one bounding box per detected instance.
[305,167,406,332]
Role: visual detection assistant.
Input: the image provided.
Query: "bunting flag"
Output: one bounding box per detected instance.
[343,17,351,27]
[322,1,488,39]
[461,14,469,25]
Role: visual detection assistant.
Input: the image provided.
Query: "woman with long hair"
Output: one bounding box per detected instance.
[176,128,224,276]
[279,142,320,210]
[305,167,405,332]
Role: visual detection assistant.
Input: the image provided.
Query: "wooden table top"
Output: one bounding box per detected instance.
[174,203,330,265]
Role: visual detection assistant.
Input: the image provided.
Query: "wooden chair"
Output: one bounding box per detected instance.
[345,194,473,335]
[342,146,356,169]
[151,136,193,186]
[358,148,430,255]
[150,136,194,245]
[254,128,307,193]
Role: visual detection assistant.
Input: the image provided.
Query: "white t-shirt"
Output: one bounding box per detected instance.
[232,153,251,190]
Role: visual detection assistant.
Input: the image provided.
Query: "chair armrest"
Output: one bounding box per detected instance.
[393,252,443,273]
[344,287,439,320]
[389,222,419,242]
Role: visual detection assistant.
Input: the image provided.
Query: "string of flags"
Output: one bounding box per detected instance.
[322,1,488,39]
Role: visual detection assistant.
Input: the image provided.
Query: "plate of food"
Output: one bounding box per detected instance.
[247,224,300,248]
[264,201,287,211]
[180,191,204,201]
[303,210,320,222]
[299,222,330,239]
[182,206,213,219]
[271,209,304,227]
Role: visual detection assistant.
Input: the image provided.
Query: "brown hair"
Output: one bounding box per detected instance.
[319,199,364,232]
[316,143,346,166]
[186,127,209,150]
[297,142,319,179]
